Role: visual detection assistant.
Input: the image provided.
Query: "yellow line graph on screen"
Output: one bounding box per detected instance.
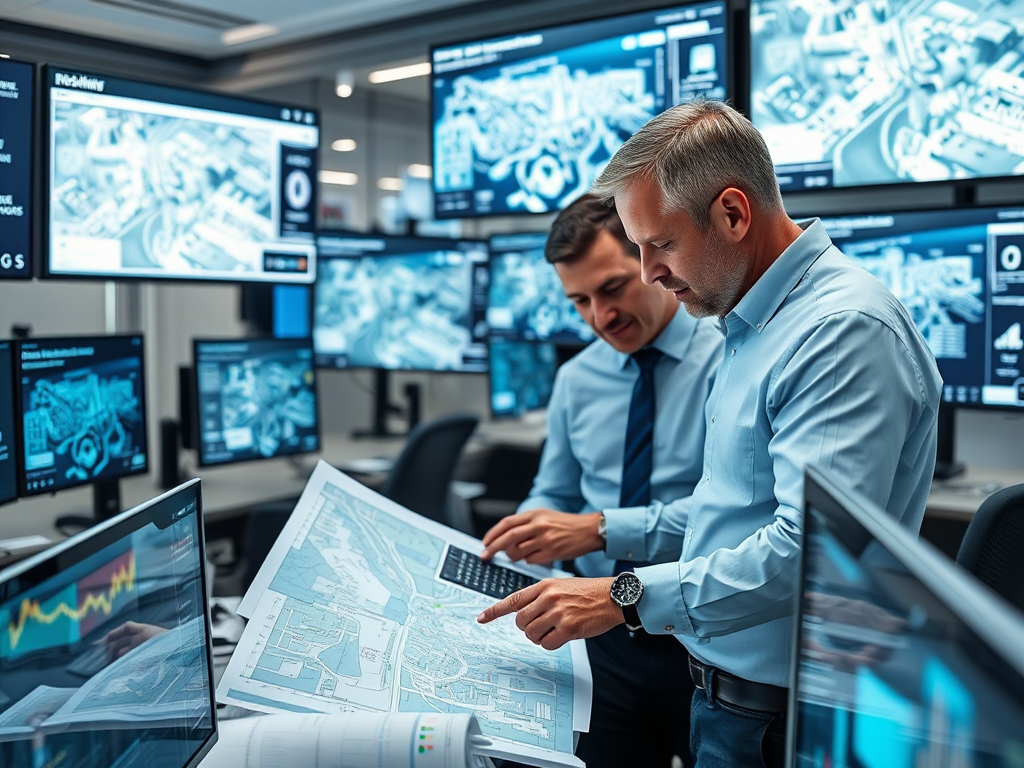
[5,551,136,652]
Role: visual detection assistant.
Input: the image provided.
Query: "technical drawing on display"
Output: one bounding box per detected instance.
[220,462,591,768]
[750,0,1024,190]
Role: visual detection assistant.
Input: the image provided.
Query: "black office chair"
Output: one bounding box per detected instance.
[955,483,1024,612]
[379,412,479,528]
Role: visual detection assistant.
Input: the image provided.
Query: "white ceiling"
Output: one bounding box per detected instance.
[0,0,484,58]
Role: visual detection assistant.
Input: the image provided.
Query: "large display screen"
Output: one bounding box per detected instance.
[750,0,1024,192]
[15,335,148,496]
[0,341,17,506]
[193,337,320,468]
[0,479,217,768]
[0,59,34,280]
[488,233,595,345]
[44,66,318,283]
[821,205,1024,409]
[791,467,1024,767]
[490,339,558,420]
[432,1,729,218]
[314,232,490,372]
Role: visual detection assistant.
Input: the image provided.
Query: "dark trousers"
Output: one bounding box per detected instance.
[575,624,694,768]
[689,685,786,768]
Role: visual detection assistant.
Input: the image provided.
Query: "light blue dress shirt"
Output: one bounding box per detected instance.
[604,219,942,687]
[519,306,723,578]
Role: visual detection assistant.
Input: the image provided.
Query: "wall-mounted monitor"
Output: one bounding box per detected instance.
[43,66,318,283]
[0,341,18,506]
[431,1,729,218]
[15,335,148,497]
[792,465,1024,767]
[489,339,558,420]
[313,231,490,372]
[820,205,1024,409]
[0,59,35,280]
[750,0,1024,192]
[193,337,319,468]
[488,233,595,345]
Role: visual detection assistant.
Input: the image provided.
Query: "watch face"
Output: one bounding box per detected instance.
[611,572,643,606]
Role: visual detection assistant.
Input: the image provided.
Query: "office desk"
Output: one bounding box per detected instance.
[926,467,1024,521]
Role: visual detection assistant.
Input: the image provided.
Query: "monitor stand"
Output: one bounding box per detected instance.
[352,369,407,439]
[933,405,965,480]
[55,479,123,534]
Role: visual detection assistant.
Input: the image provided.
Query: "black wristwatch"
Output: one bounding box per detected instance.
[610,571,644,632]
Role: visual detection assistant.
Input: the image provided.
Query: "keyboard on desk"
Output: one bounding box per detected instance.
[439,545,539,599]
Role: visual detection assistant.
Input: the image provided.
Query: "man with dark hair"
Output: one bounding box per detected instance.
[479,102,941,768]
[481,193,722,768]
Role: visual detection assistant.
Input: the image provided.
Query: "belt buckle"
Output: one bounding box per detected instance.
[689,657,710,693]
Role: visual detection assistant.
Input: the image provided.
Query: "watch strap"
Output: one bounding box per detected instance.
[621,602,643,632]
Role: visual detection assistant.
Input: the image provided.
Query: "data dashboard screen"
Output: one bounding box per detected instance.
[750,0,1024,192]
[488,233,595,345]
[194,338,319,468]
[45,66,318,283]
[821,206,1024,409]
[0,480,217,768]
[0,59,34,280]
[432,1,728,217]
[15,335,149,496]
[489,339,558,419]
[314,232,490,372]
[0,341,17,506]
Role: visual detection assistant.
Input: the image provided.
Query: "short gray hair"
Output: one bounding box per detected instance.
[591,100,784,230]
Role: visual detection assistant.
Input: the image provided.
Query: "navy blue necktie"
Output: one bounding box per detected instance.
[614,347,662,576]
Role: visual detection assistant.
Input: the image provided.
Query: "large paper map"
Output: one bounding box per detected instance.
[219,461,590,768]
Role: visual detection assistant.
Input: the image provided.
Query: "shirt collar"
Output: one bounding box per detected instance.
[728,218,832,334]
[615,305,697,370]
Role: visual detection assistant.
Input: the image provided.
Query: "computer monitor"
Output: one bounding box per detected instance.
[0,478,217,768]
[431,1,729,218]
[489,339,559,420]
[487,233,596,346]
[819,205,1024,410]
[273,285,312,339]
[749,0,1024,193]
[15,335,149,499]
[0,59,35,281]
[791,465,1024,767]
[313,231,490,372]
[193,337,320,468]
[43,65,318,283]
[0,341,18,506]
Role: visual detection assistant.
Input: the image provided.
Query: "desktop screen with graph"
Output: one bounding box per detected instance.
[820,205,1024,410]
[0,478,216,768]
[790,467,1024,767]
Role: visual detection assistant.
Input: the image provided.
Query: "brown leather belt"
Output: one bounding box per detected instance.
[688,655,789,713]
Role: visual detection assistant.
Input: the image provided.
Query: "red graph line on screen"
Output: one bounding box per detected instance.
[5,551,137,651]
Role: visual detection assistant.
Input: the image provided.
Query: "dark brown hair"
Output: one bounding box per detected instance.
[545,194,640,265]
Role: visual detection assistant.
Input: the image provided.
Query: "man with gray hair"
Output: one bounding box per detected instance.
[478,100,942,768]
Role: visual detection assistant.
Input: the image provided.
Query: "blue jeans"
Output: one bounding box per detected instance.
[690,678,786,768]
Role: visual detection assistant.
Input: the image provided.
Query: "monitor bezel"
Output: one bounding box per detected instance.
[0,57,38,282]
[0,478,218,768]
[486,338,561,421]
[191,335,322,469]
[746,1,1024,198]
[13,333,150,499]
[313,229,492,373]
[788,201,1024,413]
[787,464,1024,766]
[39,62,320,286]
[0,339,21,507]
[429,0,735,220]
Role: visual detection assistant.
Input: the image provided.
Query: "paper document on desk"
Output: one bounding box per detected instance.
[219,461,591,768]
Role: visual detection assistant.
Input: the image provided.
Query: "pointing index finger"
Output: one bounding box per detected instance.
[476,582,541,624]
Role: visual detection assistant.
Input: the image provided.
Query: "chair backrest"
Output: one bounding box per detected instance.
[380,412,480,525]
[956,483,1024,612]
